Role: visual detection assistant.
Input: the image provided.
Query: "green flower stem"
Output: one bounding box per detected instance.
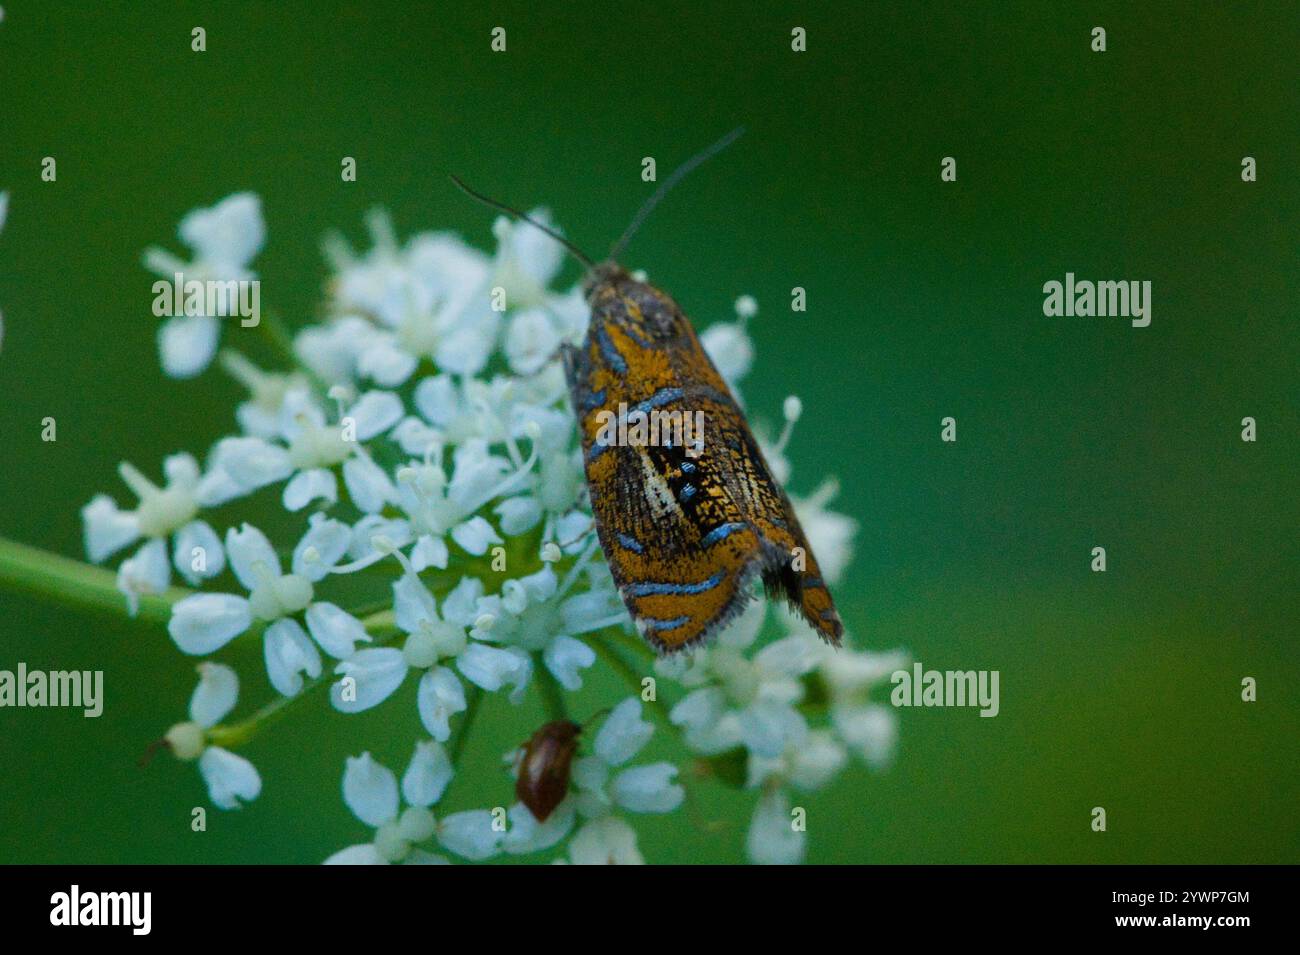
[437,685,486,812]
[532,652,569,722]
[207,609,398,749]
[589,632,678,735]
[448,684,484,765]
[0,535,190,625]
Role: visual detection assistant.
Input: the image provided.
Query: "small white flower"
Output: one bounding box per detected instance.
[328,568,469,733]
[144,193,265,378]
[167,521,362,697]
[81,454,226,613]
[569,698,683,822]
[326,745,458,864]
[666,620,815,760]
[164,663,262,810]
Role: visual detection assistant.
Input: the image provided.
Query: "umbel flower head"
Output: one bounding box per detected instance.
[85,192,905,864]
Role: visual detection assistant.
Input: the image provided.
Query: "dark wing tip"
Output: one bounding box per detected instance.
[761,560,843,647]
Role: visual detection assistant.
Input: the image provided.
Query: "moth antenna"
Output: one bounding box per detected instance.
[609,125,746,262]
[449,174,596,269]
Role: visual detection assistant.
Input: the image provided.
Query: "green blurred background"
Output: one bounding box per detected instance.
[0,1,1295,864]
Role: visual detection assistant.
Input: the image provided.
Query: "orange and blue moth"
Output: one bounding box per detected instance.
[453,128,843,653]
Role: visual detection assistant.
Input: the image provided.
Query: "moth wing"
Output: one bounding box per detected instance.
[697,399,844,645]
[585,432,765,652]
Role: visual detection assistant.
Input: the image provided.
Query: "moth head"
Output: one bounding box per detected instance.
[581,260,629,302]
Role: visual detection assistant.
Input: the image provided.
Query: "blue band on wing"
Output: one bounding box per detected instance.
[629,386,685,415]
[596,326,627,373]
[701,522,748,546]
[616,533,645,554]
[586,387,686,462]
[627,569,725,597]
[582,387,607,411]
[641,614,691,632]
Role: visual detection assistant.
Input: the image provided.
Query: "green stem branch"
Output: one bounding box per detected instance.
[532,652,569,722]
[0,536,189,625]
[207,609,398,749]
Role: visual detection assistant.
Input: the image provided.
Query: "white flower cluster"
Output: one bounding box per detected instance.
[83,193,903,864]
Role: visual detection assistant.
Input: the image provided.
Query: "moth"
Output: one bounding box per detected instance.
[515,719,582,822]
[453,129,842,653]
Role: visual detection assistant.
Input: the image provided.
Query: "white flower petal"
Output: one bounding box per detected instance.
[305,602,371,659]
[502,800,576,855]
[611,763,685,814]
[323,844,386,865]
[493,495,542,536]
[342,752,399,827]
[412,374,458,427]
[700,322,755,384]
[409,534,449,572]
[434,303,499,375]
[792,482,857,586]
[542,635,595,692]
[173,519,225,584]
[456,644,531,702]
[594,697,654,767]
[158,314,220,379]
[225,523,280,589]
[264,618,323,696]
[402,740,454,808]
[502,209,563,287]
[80,494,141,562]
[189,662,239,728]
[178,192,265,269]
[162,452,201,489]
[788,730,848,790]
[568,816,643,865]
[439,576,484,626]
[717,596,766,650]
[504,307,560,376]
[292,514,352,582]
[282,468,338,512]
[738,700,808,759]
[342,455,396,514]
[168,593,253,655]
[331,647,407,712]
[115,538,170,616]
[346,390,404,440]
[417,667,467,742]
[392,571,437,634]
[199,437,292,504]
[833,703,898,770]
[450,516,502,556]
[357,338,418,387]
[347,515,411,560]
[198,747,261,810]
[437,810,501,861]
[746,788,804,865]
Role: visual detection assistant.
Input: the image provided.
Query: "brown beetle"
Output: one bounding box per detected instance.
[515,719,583,822]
